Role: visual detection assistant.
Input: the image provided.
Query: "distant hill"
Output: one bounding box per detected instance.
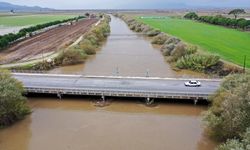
[0,2,53,12]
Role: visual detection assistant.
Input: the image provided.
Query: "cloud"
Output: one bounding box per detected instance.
[3,0,250,9]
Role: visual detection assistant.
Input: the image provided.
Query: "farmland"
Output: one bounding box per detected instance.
[139,17,250,68]
[0,19,98,64]
[0,14,76,26]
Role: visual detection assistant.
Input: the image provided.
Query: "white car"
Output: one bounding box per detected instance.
[184,80,201,87]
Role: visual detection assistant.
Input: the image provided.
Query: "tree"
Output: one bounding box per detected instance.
[203,73,250,141]
[85,13,90,18]
[184,12,198,20]
[0,69,30,127]
[228,9,246,19]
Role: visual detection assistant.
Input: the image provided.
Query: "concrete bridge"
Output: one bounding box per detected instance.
[12,73,221,104]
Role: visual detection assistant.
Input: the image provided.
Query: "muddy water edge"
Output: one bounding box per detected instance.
[0,15,217,150]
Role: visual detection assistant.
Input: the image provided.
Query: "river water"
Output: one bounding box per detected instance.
[0,16,216,150]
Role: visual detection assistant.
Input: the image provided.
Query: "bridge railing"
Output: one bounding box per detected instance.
[25,86,211,99]
[11,71,223,80]
[11,69,48,74]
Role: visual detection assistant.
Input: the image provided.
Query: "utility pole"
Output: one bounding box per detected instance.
[243,55,246,73]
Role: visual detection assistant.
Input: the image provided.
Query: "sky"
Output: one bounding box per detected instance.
[3,0,250,9]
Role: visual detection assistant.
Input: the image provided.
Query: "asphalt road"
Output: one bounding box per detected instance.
[12,73,221,95]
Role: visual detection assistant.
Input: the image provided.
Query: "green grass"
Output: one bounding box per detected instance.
[139,17,250,68]
[0,14,76,26]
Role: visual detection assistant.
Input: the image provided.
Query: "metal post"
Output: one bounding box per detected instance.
[114,67,119,76]
[145,69,150,77]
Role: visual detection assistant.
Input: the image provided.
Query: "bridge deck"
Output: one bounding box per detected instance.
[12,73,221,100]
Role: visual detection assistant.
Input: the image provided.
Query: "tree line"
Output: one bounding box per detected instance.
[184,9,250,30]
[0,16,85,50]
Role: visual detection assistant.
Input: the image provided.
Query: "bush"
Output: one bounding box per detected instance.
[79,40,96,55]
[85,33,99,46]
[162,43,176,56]
[217,128,250,150]
[184,12,198,20]
[203,74,250,141]
[170,43,187,61]
[217,139,245,150]
[0,69,30,127]
[55,48,87,65]
[151,33,169,45]
[176,54,220,71]
[185,45,197,55]
[164,37,181,45]
[146,29,161,37]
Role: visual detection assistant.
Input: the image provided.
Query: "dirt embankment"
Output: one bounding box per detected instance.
[0,19,98,64]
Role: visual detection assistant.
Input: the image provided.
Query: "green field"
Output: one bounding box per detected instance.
[0,14,76,26]
[140,17,250,68]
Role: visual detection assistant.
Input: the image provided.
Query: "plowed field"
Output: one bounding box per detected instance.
[0,19,98,64]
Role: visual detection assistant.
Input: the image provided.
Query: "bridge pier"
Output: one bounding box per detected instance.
[194,99,198,105]
[145,97,154,106]
[101,95,105,102]
[57,92,62,99]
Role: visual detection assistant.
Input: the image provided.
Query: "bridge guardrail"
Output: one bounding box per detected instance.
[25,86,211,99]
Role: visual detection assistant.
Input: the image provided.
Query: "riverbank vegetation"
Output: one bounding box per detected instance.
[203,73,250,149]
[0,69,30,127]
[184,10,250,30]
[0,16,85,50]
[116,14,242,76]
[29,15,111,70]
[139,16,250,69]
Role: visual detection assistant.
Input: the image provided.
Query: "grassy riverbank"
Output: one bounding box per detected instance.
[139,17,250,68]
[116,14,242,76]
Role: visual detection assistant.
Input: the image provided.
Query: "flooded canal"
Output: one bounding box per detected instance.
[50,16,176,77]
[0,16,216,150]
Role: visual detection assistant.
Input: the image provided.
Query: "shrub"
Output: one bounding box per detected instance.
[146,29,161,37]
[176,54,220,71]
[184,12,198,20]
[170,43,187,61]
[85,33,99,46]
[55,48,87,65]
[0,69,30,127]
[203,74,250,141]
[161,43,176,56]
[79,40,96,55]
[217,139,245,150]
[151,33,169,45]
[186,45,197,55]
[217,128,250,150]
[164,37,181,45]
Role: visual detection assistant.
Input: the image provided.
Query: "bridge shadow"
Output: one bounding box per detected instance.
[25,93,209,116]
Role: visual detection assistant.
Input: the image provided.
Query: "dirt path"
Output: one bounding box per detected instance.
[0,19,98,64]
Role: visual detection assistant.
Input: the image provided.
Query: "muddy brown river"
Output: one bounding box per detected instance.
[0,16,216,150]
